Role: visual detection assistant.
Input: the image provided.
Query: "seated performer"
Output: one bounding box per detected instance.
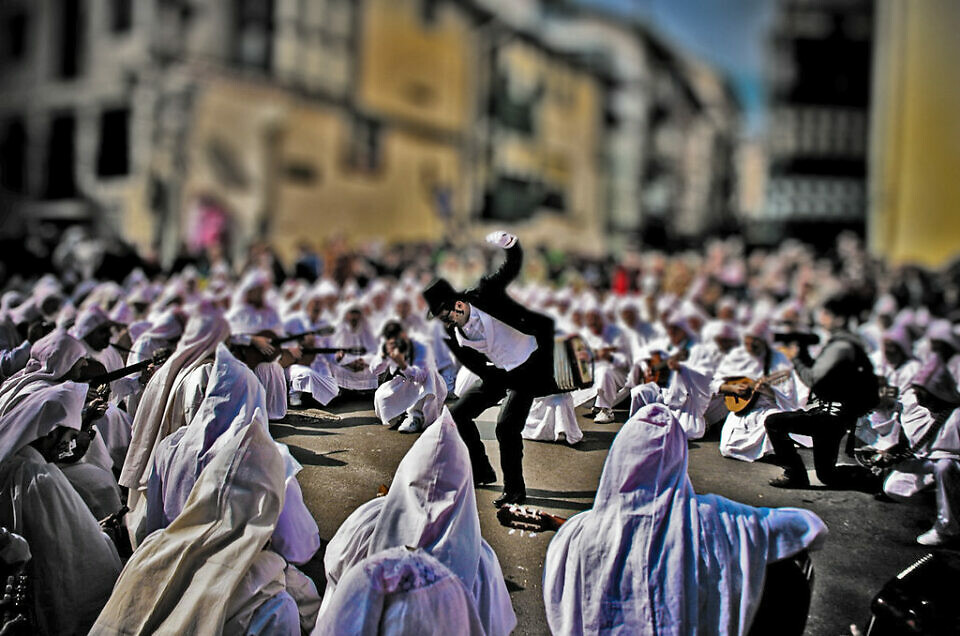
[313,547,485,636]
[543,403,827,635]
[628,346,712,439]
[422,231,559,507]
[582,300,631,424]
[227,269,302,420]
[330,303,379,396]
[715,320,800,462]
[284,287,339,408]
[92,415,319,635]
[317,409,515,636]
[882,358,960,546]
[370,320,446,433]
[0,382,123,636]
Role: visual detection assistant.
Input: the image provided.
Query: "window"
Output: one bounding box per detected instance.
[110,0,132,33]
[2,11,27,63]
[56,0,84,79]
[97,108,130,177]
[44,114,76,199]
[343,117,382,174]
[234,0,274,71]
[0,119,26,193]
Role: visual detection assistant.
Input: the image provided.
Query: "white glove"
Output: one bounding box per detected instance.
[485,231,518,249]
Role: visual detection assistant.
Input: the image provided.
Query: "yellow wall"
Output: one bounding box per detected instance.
[492,42,603,245]
[869,0,960,267]
[357,0,473,133]
[181,79,458,262]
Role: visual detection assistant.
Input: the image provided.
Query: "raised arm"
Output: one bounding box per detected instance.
[480,231,523,291]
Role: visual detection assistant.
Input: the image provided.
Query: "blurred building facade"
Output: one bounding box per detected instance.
[758,0,874,247]
[0,0,742,265]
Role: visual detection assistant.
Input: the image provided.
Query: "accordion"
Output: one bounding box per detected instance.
[553,335,594,392]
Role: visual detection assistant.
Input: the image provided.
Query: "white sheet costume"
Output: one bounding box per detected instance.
[629,363,712,440]
[92,407,316,635]
[315,547,486,636]
[330,306,380,391]
[582,320,632,413]
[284,308,339,407]
[315,409,515,636]
[0,382,123,636]
[543,403,828,635]
[120,308,231,546]
[522,393,584,445]
[371,337,446,431]
[145,344,321,565]
[713,345,800,461]
[227,270,291,420]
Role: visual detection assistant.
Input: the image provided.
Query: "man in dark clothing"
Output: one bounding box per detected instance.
[765,312,879,488]
[423,231,558,507]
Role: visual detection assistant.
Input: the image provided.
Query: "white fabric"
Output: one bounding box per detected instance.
[629,366,712,439]
[523,393,584,444]
[456,305,537,372]
[285,312,339,406]
[145,344,321,565]
[319,408,516,636]
[371,339,447,426]
[0,445,122,635]
[331,315,379,391]
[543,403,828,635]
[713,346,799,461]
[0,329,87,418]
[92,410,307,635]
[314,547,485,636]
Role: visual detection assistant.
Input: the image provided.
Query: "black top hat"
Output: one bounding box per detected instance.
[422,278,460,319]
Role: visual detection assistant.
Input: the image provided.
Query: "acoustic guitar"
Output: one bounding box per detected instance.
[231,327,335,368]
[496,505,566,533]
[721,368,794,415]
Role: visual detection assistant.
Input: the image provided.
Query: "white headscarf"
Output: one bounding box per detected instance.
[319,408,515,636]
[0,381,87,463]
[120,307,231,493]
[314,547,485,636]
[0,329,87,417]
[91,412,287,635]
[543,403,827,635]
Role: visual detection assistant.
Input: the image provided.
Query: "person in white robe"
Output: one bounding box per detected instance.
[69,304,140,405]
[522,392,584,445]
[330,303,380,392]
[714,320,800,462]
[699,321,742,429]
[543,403,828,635]
[857,324,923,451]
[582,301,632,424]
[120,307,231,546]
[316,408,516,636]
[628,347,712,439]
[123,307,185,417]
[370,321,447,433]
[0,382,123,636]
[284,288,339,407]
[314,547,486,636]
[145,343,321,567]
[227,269,299,420]
[91,406,316,635]
[882,358,960,546]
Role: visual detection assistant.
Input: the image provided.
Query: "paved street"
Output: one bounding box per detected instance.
[274,399,944,635]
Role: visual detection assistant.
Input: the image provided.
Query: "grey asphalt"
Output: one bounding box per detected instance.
[273,398,945,635]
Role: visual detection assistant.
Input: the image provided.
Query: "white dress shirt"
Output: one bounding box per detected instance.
[455,305,537,372]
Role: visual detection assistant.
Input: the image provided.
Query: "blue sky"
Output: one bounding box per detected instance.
[581,0,775,135]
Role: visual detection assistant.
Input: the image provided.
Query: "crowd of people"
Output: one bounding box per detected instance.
[0,226,958,634]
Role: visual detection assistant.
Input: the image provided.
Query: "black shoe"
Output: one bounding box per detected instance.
[769,471,809,489]
[493,490,526,508]
[473,464,497,487]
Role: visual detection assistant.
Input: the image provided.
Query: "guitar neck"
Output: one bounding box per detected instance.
[302,347,367,355]
[273,327,335,345]
[88,358,154,386]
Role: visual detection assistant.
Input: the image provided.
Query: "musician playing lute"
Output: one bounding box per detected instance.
[711,319,801,462]
[422,231,559,508]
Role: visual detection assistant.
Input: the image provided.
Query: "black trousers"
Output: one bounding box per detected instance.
[449,376,534,494]
[764,408,854,486]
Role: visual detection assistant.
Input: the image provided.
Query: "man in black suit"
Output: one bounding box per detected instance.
[423,231,558,507]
